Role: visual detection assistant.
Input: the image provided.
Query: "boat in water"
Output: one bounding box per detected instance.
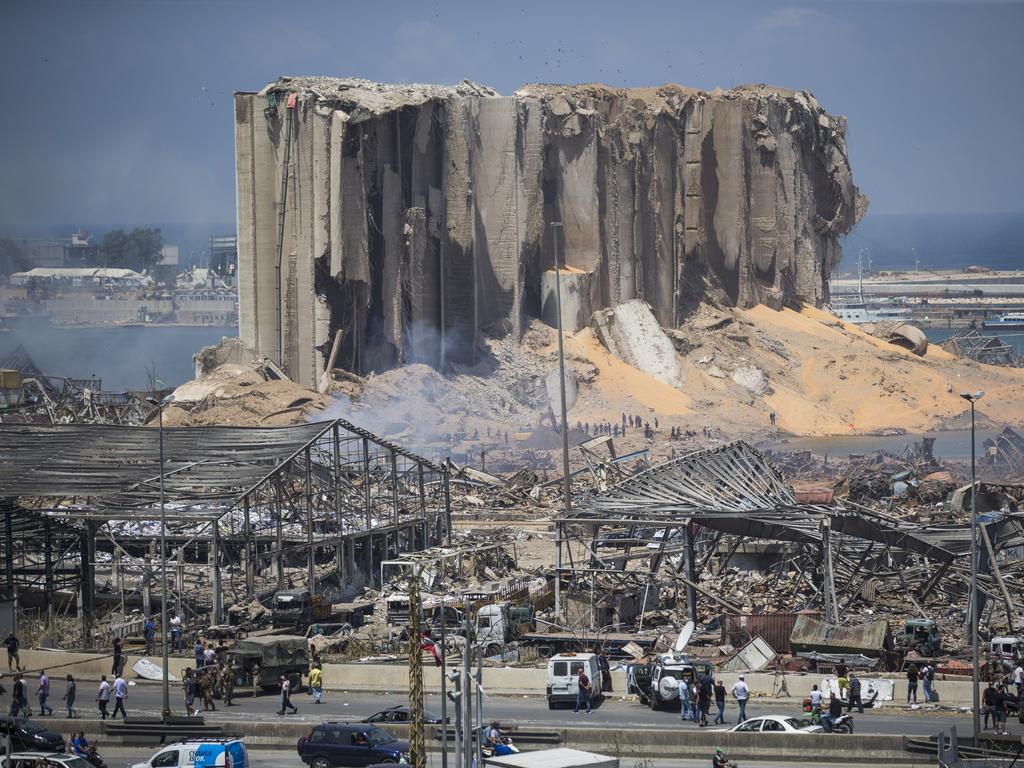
[981,312,1024,331]
[831,302,912,324]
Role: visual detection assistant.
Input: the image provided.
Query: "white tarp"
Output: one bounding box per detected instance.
[133,657,179,682]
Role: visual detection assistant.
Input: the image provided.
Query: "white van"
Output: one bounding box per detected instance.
[129,739,247,768]
[546,652,603,709]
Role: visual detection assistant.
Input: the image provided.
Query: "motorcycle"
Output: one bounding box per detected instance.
[800,708,854,733]
[72,745,108,768]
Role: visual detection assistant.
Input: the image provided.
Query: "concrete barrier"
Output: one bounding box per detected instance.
[12,649,979,708]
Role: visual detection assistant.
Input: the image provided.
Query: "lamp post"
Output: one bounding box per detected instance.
[146,395,173,719]
[960,389,984,743]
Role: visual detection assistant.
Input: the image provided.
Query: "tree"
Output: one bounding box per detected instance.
[0,238,30,276]
[97,228,163,272]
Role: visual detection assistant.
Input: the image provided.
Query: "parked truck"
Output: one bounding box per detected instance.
[229,635,310,693]
[272,588,331,631]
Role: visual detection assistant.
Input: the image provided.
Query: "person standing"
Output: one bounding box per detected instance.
[111,637,124,677]
[1014,663,1023,699]
[170,612,183,653]
[36,669,53,716]
[598,653,612,693]
[731,675,750,723]
[697,676,711,727]
[63,674,77,719]
[96,676,110,720]
[983,680,997,730]
[847,672,864,713]
[3,632,20,672]
[144,616,155,656]
[992,684,1009,735]
[203,643,216,668]
[678,676,692,722]
[713,680,726,724]
[809,684,823,716]
[309,664,323,705]
[278,675,298,715]
[922,663,935,702]
[220,663,235,707]
[194,638,204,669]
[689,681,700,724]
[573,667,592,715]
[200,670,216,712]
[112,673,128,719]
[182,669,196,716]
[906,664,919,703]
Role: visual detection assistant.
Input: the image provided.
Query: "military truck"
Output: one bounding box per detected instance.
[272,588,331,631]
[229,635,310,693]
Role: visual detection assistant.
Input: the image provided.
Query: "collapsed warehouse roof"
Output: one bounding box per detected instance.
[556,441,1024,638]
[0,419,452,630]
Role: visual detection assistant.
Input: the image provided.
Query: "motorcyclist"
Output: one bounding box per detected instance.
[821,693,844,731]
[486,721,503,746]
[71,731,90,756]
[712,746,731,768]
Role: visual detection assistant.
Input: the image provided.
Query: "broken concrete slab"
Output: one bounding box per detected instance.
[592,300,685,389]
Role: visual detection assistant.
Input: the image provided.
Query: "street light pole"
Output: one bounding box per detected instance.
[147,396,172,719]
[961,389,984,743]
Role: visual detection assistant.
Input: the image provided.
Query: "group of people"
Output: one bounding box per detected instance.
[181,660,237,715]
[679,672,734,726]
[277,662,324,716]
[3,669,79,718]
[905,662,938,703]
[981,662,1024,735]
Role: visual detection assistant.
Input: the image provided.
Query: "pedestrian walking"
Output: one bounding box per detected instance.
[731,675,750,723]
[847,673,864,713]
[200,669,216,712]
[993,684,1010,735]
[36,669,53,715]
[96,676,110,720]
[183,669,196,716]
[221,663,235,706]
[689,681,700,723]
[278,675,298,715]
[309,664,323,705]
[3,632,20,672]
[144,616,155,656]
[713,680,726,724]
[573,667,592,715]
[598,653,612,693]
[1014,663,1023,698]
[679,677,692,722]
[63,674,77,719]
[112,673,128,719]
[698,673,712,727]
[9,673,25,716]
[906,664,919,703]
[17,673,31,716]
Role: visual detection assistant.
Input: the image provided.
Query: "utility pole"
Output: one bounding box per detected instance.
[407,569,425,768]
[961,389,984,744]
[462,599,472,768]
[551,222,571,621]
[146,395,172,720]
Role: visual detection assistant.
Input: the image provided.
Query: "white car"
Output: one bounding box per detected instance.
[723,715,822,734]
[3,753,93,768]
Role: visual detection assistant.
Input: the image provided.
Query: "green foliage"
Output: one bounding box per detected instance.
[0,238,30,276]
[97,228,163,272]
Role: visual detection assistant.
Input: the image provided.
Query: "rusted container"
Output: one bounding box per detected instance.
[794,488,835,504]
[722,610,819,655]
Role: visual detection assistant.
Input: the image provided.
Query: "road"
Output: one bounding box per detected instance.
[94,748,906,768]
[67,681,1023,738]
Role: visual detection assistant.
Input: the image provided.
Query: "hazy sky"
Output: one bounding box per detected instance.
[3,0,1023,236]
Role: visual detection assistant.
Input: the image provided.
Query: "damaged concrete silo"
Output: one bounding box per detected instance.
[234,77,867,388]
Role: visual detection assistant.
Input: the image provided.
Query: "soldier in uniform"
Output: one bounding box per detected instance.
[200,667,217,711]
[220,661,235,706]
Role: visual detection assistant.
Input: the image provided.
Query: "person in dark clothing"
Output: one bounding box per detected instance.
[3,633,20,672]
[907,664,919,703]
[847,673,864,713]
[10,675,25,716]
[983,682,997,730]
[713,681,727,724]
[992,685,1009,735]
[597,653,612,693]
[821,694,844,731]
[697,673,712,727]
[111,638,124,676]
[574,668,592,715]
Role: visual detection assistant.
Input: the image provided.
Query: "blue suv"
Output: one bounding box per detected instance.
[297,723,410,768]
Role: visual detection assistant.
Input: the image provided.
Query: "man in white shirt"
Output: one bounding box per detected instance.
[1014,664,1023,698]
[96,676,111,720]
[169,613,183,652]
[112,674,128,719]
[731,675,750,723]
[809,684,823,713]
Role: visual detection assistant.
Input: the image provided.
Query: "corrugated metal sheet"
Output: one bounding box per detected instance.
[789,615,892,656]
[720,635,777,672]
[723,611,818,654]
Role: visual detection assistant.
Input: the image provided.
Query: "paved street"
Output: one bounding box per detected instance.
[50,680,1023,738]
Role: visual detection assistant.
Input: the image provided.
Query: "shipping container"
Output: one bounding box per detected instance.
[722,610,819,654]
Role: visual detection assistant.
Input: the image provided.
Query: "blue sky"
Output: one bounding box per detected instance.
[2,0,1022,238]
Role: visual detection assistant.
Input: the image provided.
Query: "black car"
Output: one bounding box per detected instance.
[362,705,448,725]
[297,723,410,768]
[0,717,67,753]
